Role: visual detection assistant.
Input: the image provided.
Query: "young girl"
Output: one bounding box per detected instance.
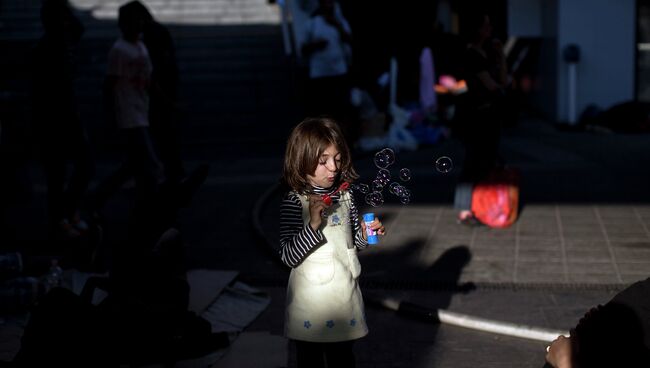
[280,117,385,367]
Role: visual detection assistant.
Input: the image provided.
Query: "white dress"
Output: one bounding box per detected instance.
[285,191,368,342]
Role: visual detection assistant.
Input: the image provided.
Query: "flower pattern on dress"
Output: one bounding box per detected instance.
[304,320,311,329]
[326,320,335,328]
[350,318,356,326]
[331,214,341,226]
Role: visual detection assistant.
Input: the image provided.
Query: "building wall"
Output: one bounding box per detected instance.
[508,0,542,37]
[556,0,635,123]
[509,0,635,123]
[509,0,558,119]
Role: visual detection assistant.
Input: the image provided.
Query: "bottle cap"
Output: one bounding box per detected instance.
[363,213,375,223]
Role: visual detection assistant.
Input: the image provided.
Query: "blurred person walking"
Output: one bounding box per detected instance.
[130,1,185,184]
[301,0,356,140]
[91,1,162,217]
[30,0,95,239]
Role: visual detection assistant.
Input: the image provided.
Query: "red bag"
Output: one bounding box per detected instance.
[471,168,520,228]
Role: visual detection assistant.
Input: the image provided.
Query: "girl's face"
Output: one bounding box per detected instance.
[307,144,341,188]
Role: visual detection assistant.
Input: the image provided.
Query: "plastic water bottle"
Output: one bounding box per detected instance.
[363,213,379,245]
[45,259,63,292]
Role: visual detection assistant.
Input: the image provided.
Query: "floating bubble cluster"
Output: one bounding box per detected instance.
[349,149,453,208]
[350,148,412,207]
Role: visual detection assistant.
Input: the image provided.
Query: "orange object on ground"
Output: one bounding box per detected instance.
[471,168,520,228]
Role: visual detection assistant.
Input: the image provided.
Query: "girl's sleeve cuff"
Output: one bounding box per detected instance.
[304,223,325,244]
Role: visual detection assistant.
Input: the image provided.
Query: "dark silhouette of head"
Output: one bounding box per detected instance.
[118,1,145,41]
[461,11,492,45]
[40,0,83,41]
[126,0,154,23]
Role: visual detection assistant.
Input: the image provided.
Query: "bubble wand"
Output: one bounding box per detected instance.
[321,181,350,206]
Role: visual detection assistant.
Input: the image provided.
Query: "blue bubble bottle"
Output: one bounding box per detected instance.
[363,213,379,245]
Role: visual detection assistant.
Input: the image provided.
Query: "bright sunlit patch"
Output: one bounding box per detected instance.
[70,0,281,25]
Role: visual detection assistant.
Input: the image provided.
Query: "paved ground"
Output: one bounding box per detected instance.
[245,117,650,368]
[6,1,649,366]
[2,115,650,367]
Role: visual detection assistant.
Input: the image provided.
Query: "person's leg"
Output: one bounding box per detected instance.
[454,110,482,224]
[42,149,72,236]
[295,340,326,368]
[64,128,95,223]
[454,135,478,217]
[149,103,185,184]
[90,162,132,215]
[42,154,65,224]
[126,127,163,210]
[324,340,355,368]
[454,182,473,213]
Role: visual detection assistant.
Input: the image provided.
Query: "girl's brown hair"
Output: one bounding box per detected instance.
[282,117,358,193]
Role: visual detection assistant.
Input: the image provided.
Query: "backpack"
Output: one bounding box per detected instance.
[471,168,520,228]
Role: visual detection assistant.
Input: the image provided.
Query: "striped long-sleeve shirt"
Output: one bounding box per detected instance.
[279,185,368,268]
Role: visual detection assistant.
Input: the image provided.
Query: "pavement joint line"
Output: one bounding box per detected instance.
[469,218,478,250]
[514,214,521,283]
[594,206,623,283]
[248,277,630,291]
[554,204,570,282]
[633,207,650,239]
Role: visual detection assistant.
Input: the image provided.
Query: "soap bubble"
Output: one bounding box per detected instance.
[435,156,453,173]
[372,179,384,192]
[399,195,411,205]
[374,148,396,169]
[365,191,384,207]
[388,182,400,195]
[399,168,411,181]
[397,187,411,204]
[393,184,407,197]
[353,183,369,194]
[376,169,391,186]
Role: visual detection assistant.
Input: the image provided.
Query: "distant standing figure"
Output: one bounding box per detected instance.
[92,1,162,214]
[280,117,385,367]
[453,11,508,226]
[31,0,94,238]
[302,0,353,124]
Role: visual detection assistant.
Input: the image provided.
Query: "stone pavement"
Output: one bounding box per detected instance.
[360,203,650,285]
[9,1,649,365]
[2,111,650,367]
[246,117,650,367]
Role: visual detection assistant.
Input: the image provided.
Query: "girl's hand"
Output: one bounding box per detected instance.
[361,218,386,240]
[308,195,329,231]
